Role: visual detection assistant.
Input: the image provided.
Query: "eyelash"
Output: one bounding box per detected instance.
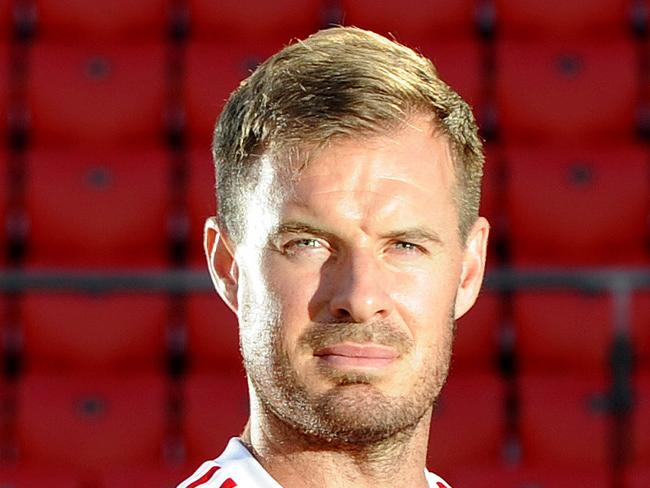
[290,238,321,248]
[282,238,325,254]
[281,238,426,258]
[392,241,426,254]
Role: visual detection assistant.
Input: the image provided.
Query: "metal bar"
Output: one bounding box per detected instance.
[0,267,647,292]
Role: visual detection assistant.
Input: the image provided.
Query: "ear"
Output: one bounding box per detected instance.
[204,217,239,313]
[454,216,490,320]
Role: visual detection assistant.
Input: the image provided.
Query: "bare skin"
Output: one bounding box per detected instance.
[239,404,432,488]
[206,115,489,488]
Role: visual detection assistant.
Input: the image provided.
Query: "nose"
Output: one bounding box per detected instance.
[328,250,394,323]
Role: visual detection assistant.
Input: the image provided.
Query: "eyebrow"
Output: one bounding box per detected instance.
[272,221,443,246]
[381,228,444,246]
[272,222,336,240]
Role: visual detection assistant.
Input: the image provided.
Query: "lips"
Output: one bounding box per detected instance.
[313,343,399,368]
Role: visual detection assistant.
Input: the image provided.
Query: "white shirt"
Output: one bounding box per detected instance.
[178,438,451,488]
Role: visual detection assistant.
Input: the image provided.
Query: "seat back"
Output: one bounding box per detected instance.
[25,147,171,267]
[496,40,638,142]
[27,42,168,146]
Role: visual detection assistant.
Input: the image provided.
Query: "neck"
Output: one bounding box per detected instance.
[240,396,433,488]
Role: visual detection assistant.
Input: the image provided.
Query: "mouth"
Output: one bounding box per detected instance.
[313,343,399,369]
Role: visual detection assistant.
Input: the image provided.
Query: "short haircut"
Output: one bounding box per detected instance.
[212,26,484,243]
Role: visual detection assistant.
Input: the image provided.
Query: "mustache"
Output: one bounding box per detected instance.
[298,320,414,356]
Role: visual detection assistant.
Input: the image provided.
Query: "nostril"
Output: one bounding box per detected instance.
[327,256,394,323]
[332,309,352,320]
[329,292,392,324]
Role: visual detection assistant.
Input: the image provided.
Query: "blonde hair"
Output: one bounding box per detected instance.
[213,26,484,242]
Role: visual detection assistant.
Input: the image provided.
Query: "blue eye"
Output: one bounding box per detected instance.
[282,238,327,256]
[292,238,321,248]
[396,241,415,249]
[390,241,428,256]
[395,241,418,250]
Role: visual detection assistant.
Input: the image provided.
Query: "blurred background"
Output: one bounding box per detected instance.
[0,0,649,487]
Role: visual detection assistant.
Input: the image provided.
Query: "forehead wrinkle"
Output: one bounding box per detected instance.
[289,188,403,223]
[371,173,455,198]
[281,191,434,246]
[291,187,439,225]
[291,149,455,203]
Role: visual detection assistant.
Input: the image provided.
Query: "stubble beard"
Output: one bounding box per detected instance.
[241,303,455,449]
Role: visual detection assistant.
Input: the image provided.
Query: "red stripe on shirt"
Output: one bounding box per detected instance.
[436,482,449,488]
[219,479,237,488]
[186,466,220,488]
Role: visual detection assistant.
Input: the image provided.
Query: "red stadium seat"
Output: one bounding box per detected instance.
[0,42,10,139]
[447,464,610,488]
[453,292,501,372]
[185,41,274,148]
[188,0,322,41]
[27,42,167,146]
[626,467,650,488]
[494,0,631,39]
[513,291,615,375]
[496,40,638,142]
[20,292,168,373]
[0,0,11,38]
[25,147,171,267]
[16,374,167,472]
[632,292,650,369]
[0,296,5,362]
[0,466,80,488]
[183,373,248,464]
[417,38,483,108]
[519,374,611,468]
[340,0,476,44]
[34,0,171,39]
[102,464,195,488]
[505,144,649,265]
[186,147,215,265]
[427,372,504,473]
[630,375,650,466]
[0,375,7,429]
[186,293,240,372]
[645,41,650,102]
[0,150,8,251]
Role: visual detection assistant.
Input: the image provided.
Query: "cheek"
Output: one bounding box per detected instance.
[236,254,284,360]
[260,254,322,345]
[392,256,461,339]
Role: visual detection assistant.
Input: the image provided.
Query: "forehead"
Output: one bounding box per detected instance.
[228,117,458,250]
[281,119,457,215]
[303,124,451,182]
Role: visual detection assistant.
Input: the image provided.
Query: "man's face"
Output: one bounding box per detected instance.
[207,116,488,445]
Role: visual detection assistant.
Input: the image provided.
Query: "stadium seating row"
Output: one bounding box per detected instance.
[3,464,650,488]
[6,464,650,488]
[0,372,649,482]
[1,0,648,40]
[0,290,645,375]
[0,143,646,267]
[343,0,647,41]
[0,39,646,162]
[0,39,646,147]
[0,465,189,488]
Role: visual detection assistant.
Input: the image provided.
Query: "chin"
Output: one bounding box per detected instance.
[309,385,429,445]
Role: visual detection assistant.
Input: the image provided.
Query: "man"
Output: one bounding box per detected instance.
[179,26,489,488]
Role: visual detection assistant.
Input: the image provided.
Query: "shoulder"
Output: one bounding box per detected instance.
[425,470,452,488]
[177,438,283,488]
